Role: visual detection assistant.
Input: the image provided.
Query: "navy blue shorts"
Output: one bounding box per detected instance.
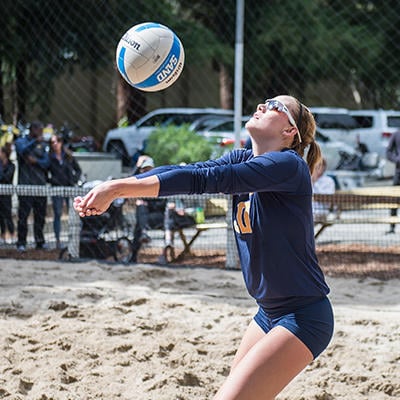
[254,297,334,359]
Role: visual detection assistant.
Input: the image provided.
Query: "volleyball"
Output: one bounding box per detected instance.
[116,22,185,92]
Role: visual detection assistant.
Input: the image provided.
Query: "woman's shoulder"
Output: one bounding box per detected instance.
[207,148,252,165]
[256,149,302,165]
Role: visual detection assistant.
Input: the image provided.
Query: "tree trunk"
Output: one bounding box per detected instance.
[15,60,27,122]
[116,75,146,125]
[181,68,190,106]
[0,68,4,119]
[89,70,98,137]
[219,63,233,109]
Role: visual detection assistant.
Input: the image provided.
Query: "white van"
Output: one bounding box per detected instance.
[349,109,400,156]
[309,107,358,145]
[310,107,395,177]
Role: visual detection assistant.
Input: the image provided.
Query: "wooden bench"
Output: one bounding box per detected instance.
[162,196,230,262]
[313,189,400,238]
[163,221,228,263]
[164,189,400,258]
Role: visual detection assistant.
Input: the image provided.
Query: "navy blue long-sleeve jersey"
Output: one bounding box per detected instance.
[139,148,329,316]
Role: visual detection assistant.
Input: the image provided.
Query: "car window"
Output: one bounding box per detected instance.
[314,113,357,129]
[351,115,374,128]
[209,120,248,133]
[137,110,235,130]
[166,114,210,126]
[191,116,231,131]
[139,114,176,127]
[210,121,234,132]
[387,116,400,128]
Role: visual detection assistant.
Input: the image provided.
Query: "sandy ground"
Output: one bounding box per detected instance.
[0,259,399,399]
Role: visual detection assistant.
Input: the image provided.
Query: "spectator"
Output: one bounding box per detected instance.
[311,157,336,220]
[131,156,166,260]
[49,134,82,248]
[14,121,50,251]
[131,155,194,262]
[0,145,16,244]
[385,129,400,233]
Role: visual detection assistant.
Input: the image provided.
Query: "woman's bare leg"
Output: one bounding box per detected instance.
[229,320,266,372]
[214,322,313,400]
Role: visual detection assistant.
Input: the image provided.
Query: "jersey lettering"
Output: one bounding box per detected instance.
[234,200,252,234]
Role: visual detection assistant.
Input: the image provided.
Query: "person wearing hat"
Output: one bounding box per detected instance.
[131,155,195,262]
[131,156,168,260]
[132,155,155,174]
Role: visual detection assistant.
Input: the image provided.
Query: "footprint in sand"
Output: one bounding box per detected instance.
[177,372,202,387]
[0,388,11,397]
[158,343,175,357]
[121,298,149,307]
[60,363,78,385]
[105,327,131,336]
[48,301,70,311]
[18,378,33,395]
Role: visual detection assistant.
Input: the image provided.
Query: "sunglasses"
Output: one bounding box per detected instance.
[265,99,302,143]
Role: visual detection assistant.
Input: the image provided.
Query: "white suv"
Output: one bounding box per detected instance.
[103,107,234,165]
[349,109,400,156]
[309,107,358,144]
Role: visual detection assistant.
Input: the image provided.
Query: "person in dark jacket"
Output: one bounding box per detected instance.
[49,134,82,248]
[130,155,195,263]
[0,145,16,243]
[14,121,50,251]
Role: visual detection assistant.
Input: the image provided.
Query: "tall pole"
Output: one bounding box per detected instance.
[226,0,245,270]
[234,0,244,149]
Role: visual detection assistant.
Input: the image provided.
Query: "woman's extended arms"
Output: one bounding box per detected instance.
[74,175,160,217]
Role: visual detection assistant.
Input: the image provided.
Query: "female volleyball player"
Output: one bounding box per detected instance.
[74,95,334,399]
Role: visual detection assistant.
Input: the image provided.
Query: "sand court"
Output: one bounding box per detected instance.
[0,260,399,399]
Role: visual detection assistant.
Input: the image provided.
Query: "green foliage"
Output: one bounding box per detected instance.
[2,0,400,123]
[241,0,400,109]
[0,0,177,119]
[145,124,213,166]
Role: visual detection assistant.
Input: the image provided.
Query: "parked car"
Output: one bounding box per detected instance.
[315,130,356,171]
[192,117,250,157]
[196,118,356,170]
[308,106,397,177]
[349,109,400,156]
[189,114,234,132]
[103,107,234,165]
[193,116,250,141]
[309,107,358,144]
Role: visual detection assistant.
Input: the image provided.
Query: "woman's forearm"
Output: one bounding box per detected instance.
[74,175,160,217]
[107,175,160,198]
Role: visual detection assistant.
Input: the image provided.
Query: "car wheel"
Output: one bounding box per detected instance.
[107,141,130,166]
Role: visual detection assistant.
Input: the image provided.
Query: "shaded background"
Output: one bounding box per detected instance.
[1,0,400,145]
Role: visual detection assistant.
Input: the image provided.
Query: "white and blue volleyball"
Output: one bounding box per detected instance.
[116,22,185,92]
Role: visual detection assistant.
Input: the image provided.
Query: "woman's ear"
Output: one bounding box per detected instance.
[282,126,298,141]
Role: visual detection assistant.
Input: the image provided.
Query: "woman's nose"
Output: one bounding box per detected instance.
[257,103,266,112]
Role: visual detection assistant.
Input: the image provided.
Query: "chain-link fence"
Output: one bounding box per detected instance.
[1,1,400,138]
[0,185,237,267]
[0,184,400,279]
